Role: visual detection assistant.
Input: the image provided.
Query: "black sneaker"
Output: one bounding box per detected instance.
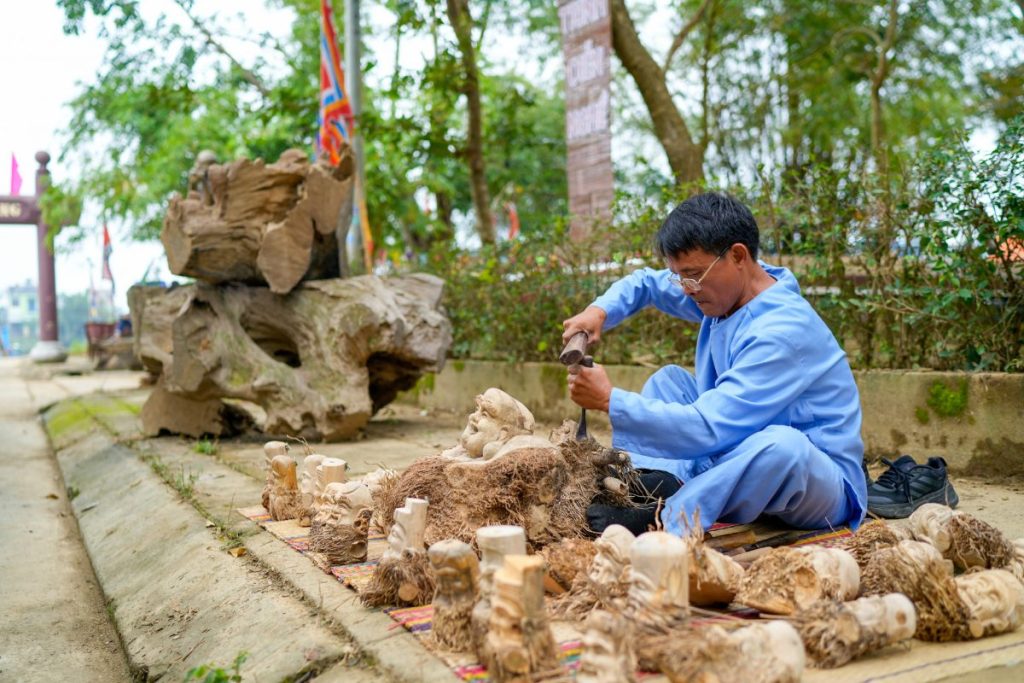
[867,455,959,519]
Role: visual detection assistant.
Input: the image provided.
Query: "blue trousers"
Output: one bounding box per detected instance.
[626,366,853,535]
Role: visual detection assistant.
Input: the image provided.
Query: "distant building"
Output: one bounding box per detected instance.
[0,280,39,354]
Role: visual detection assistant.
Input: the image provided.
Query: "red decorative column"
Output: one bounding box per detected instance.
[29,151,66,363]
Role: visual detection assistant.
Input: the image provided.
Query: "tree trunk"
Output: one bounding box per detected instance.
[446,0,495,243]
[162,147,354,294]
[609,0,705,185]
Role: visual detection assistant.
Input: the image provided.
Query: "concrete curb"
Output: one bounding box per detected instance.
[46,395,457,683]
[400,360,1024,471]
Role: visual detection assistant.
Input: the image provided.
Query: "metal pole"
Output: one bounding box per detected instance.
[30,151,66,363]
[345,0,368,274]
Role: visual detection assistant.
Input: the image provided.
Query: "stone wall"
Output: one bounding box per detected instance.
[400,361,1024,474]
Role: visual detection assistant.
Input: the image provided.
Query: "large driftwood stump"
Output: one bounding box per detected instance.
[162,147,354,293]
[130,274,450,441]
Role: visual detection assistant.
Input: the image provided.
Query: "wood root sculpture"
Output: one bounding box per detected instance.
[683,524,745,606]
[736,546,859,615]
[577,609,637,683]
[652,621,806,683]
[376,435,631,550]
[361,498,435,607]
[261,440,289,511]
[308,481,373,567]
[551,524,635,619]
[909,503,1018,572]
[482,555,561,683]
[130,274,451,441]
[626,531,690,671]
[428,539,480,652]
[266,454,302,521]
[840,519,911,571]
[793,593,917,668]
[472,526,528,663]
[162,147,354,294]
[860,539,972,641]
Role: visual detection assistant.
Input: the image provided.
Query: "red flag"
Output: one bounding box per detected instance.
[506,201,520,240]
[10,154,22,195]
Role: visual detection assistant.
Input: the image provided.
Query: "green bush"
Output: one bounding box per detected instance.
[427,120,1023,373]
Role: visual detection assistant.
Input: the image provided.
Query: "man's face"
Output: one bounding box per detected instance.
[665,247,741,318]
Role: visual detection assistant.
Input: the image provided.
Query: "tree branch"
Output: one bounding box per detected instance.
[662,0,713,73]
[171,0,271,98]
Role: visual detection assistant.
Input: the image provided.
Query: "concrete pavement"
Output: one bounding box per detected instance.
[0,357,132,682]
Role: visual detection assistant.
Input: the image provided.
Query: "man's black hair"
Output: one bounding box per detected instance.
[655,192,759,260]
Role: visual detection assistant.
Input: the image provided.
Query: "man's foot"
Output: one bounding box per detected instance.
[867,455,959,519]
[586,502,659,536]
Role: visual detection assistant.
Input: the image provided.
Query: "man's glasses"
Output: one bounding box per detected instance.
[668,247,730,293]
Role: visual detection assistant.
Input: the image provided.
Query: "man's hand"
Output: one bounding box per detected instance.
[568,363,612,412]
[562,306,607,345]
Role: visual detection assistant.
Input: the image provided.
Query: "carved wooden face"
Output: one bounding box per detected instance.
[579,612,628,676]
[590,526,634,583]
[387,506,412,554]
[960,571,1021,623]
[459,388,534,457]
[430,547,479,607]
[320,481,372,526]
[270,455,297,488]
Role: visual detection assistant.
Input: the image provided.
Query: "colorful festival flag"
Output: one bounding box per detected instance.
[318,0,354,161]
[319,0,373,271]
[10,154,22,195]
[101,223,115,292]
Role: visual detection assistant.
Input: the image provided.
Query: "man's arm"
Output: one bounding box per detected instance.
[563,267,702,344]
[592,267,702,330]
[573,323,822,459]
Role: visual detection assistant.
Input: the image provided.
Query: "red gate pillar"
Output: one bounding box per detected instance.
[29,151,67,363]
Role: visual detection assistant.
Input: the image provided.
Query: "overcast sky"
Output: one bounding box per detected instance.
[0,1,298,314]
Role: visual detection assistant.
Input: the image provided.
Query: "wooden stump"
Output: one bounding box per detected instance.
[129,274,450,441]
[161,147,354,294]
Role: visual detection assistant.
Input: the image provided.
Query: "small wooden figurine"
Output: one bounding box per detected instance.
[266,453,301,521]
[428,539,480,652]
[297,453,326,526]
[361,497,434,607]
[261,440,289,511]
[483,555,560,682]
[472,525,528,661]
[308,481,373,566]
[577,609,637,683]
[794,593,917,668]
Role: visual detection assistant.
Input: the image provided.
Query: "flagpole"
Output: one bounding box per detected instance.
[345,0,373,274]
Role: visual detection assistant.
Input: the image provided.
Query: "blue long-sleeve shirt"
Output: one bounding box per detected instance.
[591,263,867,521]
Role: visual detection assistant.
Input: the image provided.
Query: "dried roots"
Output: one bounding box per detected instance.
[308,509,372,566]
[539,537,596,592]
[360,551,435,608]
[841,520,910,570]
[375,438,616,549]
[860,540,971,642]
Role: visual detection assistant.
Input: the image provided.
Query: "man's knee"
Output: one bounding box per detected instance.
[641,365,695,401]
[740,425,811,474]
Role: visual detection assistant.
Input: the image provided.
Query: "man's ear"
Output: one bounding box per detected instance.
[729,243,751,265]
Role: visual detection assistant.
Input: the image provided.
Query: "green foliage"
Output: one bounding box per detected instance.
[927,380,970,418]
[183,652,247,683]
[914,407,931,425]
[426,190,700,365]
[193,438,218,456]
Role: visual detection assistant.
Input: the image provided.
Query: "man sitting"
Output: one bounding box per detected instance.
[564,192,868,535]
